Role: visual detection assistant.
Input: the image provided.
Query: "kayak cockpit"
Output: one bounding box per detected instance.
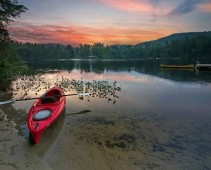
[41,96,57,104]
[36,89,63,105]
[33,110,52,121]
[44,89,62,101]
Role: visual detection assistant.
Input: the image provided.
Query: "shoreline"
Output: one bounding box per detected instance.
[0,109,49,169]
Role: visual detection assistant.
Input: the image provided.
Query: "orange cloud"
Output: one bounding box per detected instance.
[197,3,211,12]
[8,21,172,46]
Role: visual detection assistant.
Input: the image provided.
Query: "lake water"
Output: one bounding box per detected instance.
[1,60,211,169]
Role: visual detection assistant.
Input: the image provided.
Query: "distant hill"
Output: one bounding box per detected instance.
[136,31,211,47]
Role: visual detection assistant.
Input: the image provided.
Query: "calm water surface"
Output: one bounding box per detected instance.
[1,60,211,169]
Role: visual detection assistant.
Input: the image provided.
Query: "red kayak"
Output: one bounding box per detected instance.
[27,87,66,144]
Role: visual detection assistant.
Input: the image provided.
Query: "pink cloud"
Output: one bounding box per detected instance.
[100,0,153,12]
[96,0,168,15]
[8,21,173,46]
[197,2,211,12]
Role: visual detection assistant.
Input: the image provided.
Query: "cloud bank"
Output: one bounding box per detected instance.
[8,21,167,46]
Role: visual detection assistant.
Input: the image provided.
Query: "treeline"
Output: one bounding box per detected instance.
[14,35,211,62]
[13,43,109,60]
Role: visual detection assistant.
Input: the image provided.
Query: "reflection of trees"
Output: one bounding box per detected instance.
[30,60,75,71]
[26,59,211,83]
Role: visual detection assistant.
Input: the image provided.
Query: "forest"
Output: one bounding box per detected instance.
[13,34,211,62]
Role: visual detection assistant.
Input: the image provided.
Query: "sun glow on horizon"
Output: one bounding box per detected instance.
[9,21,173,46]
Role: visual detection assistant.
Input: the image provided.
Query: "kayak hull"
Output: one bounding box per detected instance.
[27,87,66,144]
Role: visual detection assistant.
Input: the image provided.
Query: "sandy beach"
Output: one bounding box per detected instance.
[0,109,48,169]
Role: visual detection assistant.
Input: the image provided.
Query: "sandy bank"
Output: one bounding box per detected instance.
[0,109,50,170]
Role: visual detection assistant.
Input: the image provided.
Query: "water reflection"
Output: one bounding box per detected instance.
[1,60,211,169]
[27,59,211,83]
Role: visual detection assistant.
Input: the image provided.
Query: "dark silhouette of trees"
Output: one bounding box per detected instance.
[0,0,27,45]
[13,35,211,64]
[0,0,28,90]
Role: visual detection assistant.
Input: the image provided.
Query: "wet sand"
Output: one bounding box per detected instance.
[1,107,211,170]
[0,109,46,169]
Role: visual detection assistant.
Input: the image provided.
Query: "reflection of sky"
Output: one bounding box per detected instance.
[65,70,211,118]
[121,77,211,115]
[8,0,211,46]
[12,70,211,117]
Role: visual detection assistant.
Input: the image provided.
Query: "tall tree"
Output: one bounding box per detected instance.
[0,0,27,45]
[0,0,27,90]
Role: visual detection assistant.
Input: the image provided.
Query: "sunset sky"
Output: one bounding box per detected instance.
[8,0,211,46]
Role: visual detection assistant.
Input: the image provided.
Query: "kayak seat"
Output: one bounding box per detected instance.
[53,90,62,102]
[41,96,56,104]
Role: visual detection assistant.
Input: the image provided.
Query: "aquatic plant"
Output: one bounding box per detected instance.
[11,74,121,104]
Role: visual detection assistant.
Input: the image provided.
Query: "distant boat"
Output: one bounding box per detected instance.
[160,64,194,69]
